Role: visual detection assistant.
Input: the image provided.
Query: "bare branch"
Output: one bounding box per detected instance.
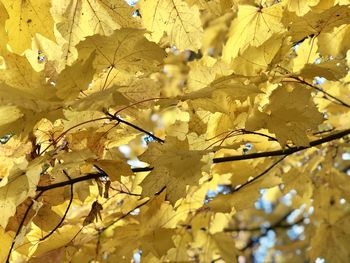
[39,171,74,242]
[37,173,102,192]
[6,192,44,263]
[213,128,350,164]
[292,76,350,108]
[235,212,304,252]
[232,155,287,193]
[36,167,153,192]
[105,110,165,143]
[100,187,166,232]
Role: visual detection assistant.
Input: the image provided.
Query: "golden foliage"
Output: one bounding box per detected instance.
[0,0,350,262]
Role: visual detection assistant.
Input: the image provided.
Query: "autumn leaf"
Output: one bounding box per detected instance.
[246,84,324,147]
[109,193,176,260]
[52,0,138,64]
[223,3,285,61]
[2,0,56,54]
[139,0,203,50]
[77,28,166,77]
[140,137,208,204]
[0,161,42,228]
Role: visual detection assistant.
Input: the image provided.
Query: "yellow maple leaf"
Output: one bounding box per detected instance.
[2,0,56,54]
[77,28,165,89]
[110,193,176,259]
[0,161,42,228]
[139,0,203,50]
[318,24,350,57]
[310,214,350,263]
[0,226,12,262]
[282,4,350,42]
[88,158,133,182]
[292,37,319,73]
[0,1,9,53]
[231,34,286,76]
[140,137,208,203]
[246,84,324,147]
[0,105,23,128]
[284,0,320,16]
[52,0,139,65]
[54,52,96,100]
[223,3,285,61]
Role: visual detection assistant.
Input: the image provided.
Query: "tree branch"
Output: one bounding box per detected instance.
[292,76,350,108]
[40,171,74,242]
[36,128,350,192]
[224,213,303,233]
[36,167,153,192]
[105,111,165,143]
[236,212,304,252]
[213,128,350,164]
[232,155,287,193]
[6,192,43,263]
[37,173,102,192]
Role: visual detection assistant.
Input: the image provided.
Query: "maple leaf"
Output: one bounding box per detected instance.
[223,3,285,61]
[139,0,203,50]
[283,0,320,16]
[282,4,350,42]
[2,0,56,54]
[246,84,324,147]
[109,193,176,260]
[0,161,42,228]
[140,137,208,204]
[52,0,138,64]
[75,28,166,90]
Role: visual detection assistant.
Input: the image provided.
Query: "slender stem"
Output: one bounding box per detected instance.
[105,111,165,143]
[40,171,74,241]
[37,173,102,192]
[6,192,43,263]
[115,97,168,114]
[213,128,350,163]
[100,199,150,232]
[232,155,287,193]
[237,212,304,252]
[292,76,350,108]
[36,166,153,192]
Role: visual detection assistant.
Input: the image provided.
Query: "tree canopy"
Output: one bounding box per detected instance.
[0,0,350,262]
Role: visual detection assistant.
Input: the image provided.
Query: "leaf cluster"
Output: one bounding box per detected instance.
[0,0,350,262]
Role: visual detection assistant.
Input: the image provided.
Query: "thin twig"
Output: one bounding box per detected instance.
[105,110,165,143]
[37,173,103,192]
[100,199,150,232]
[6,192,43,263]
[36,167,153,192]
[213,128,350,163]
[237,212,304,252]
[100,187,166,232]
[39,171,74,242]
[291,76,350,108]
[232,155,287,193]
